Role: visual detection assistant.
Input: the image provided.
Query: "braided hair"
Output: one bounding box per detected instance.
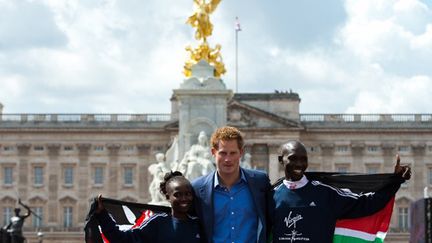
[159,171,185,196]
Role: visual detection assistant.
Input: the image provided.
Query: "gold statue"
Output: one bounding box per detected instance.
[183,43,226,78]
[184,0,226,78]
[187,0,222,42]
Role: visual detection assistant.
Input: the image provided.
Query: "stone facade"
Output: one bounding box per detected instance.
[1,93,430,242]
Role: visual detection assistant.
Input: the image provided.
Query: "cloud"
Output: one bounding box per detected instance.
[0,0,431,114]
[0,0,67,50]
[347,75,432,113]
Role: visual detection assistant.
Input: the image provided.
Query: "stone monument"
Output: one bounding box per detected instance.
[241,152,253,169]
[148,153,170,205]
[177,131,215,180]
[173,0,232,160]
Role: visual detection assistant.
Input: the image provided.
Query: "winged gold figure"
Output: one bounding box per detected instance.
[186,0,222,42]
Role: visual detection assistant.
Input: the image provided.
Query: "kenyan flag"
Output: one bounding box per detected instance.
[334,197,394,243]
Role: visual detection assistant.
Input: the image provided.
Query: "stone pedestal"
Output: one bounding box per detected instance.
[173,60,233,159]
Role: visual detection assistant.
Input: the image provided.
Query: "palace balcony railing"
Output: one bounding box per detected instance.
[0,113,172,123]
[300,114,432,123]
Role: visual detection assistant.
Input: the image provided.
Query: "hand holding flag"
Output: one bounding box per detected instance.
[394,154,411,180]
[96,194,105,214]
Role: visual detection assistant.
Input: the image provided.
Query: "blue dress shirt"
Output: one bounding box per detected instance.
[213,171,258,243]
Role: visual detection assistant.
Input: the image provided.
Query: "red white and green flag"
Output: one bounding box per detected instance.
[334,197,394,243]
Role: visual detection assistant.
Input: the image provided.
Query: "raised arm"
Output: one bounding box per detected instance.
[18,199,31,218]
[394,154,411,180]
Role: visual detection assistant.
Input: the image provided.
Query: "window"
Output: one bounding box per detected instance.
[63,207,73,228]
[367,146,379,152]
[366,166,379,174]
[64,167,74,185]
[428,168,432,185]
[398,146,409,152]
[308,166,319,172]
[34,146,44,151]
[336,166,348,173]
[94,145,104,151]
[308,146,319,153]
[32,207,43,227]
[64,146,74,151]
[34,166,44,185]
[94,167,104,185]
[251,144,269,172]
[3,207,12,226]
[4,167,13,185]
[3,146,13,151]
[123,145,135,151]
[336,146,348,153]
[124,167,133,185]
[398,207,409,232]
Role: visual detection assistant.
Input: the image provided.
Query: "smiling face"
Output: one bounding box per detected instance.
[279,141,308,181]
[165,178,193,219]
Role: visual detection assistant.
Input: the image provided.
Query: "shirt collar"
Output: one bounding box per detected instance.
[283,175,308,190]
[214,169,247,188]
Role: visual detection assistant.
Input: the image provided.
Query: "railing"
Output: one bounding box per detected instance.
[1,113,431,124]
[0,113,172,123]
[300,114,432,123]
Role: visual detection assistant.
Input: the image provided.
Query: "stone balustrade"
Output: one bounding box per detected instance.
[0,113,172,123]
[300,114,432,123]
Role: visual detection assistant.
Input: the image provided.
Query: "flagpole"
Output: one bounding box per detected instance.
[235,17,241,93]
[235,28,238,93]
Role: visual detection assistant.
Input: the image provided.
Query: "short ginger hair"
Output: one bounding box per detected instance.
[210,126,244,150]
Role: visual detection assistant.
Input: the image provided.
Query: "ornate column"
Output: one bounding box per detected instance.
[17,143,31,200]
[351,142,365,172]
[268,144,282,183]
[411,143,426,199]
[137,144,151,201]
[381,143,396,169]
[76,143,91,225]
[46,143,60,225]
[107,143,121,198]
[320,143,334,171]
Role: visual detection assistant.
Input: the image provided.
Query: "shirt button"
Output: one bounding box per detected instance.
[231,212,234,215]
[231,226,235,230]
[230,197,234,200]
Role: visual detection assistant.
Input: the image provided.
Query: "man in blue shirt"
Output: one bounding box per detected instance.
[192,126,272,243]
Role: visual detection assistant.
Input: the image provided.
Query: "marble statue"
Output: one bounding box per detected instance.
[241,152,253,169]
[148,153,170,205]
[179,131,215,180]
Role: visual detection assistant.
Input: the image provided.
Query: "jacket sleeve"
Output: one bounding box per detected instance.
[333,177,404,219]
[96,209,153,242]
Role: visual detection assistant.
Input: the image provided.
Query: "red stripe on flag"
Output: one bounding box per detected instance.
[101,232,110,243]
[335,197,395,234]
[131,210,154,229]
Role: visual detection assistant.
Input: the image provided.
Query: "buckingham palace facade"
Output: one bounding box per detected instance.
[1,92,431,243]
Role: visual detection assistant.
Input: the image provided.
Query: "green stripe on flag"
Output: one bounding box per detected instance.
[333,235,384,243]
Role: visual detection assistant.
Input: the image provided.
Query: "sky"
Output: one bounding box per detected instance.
[0,0,431,114]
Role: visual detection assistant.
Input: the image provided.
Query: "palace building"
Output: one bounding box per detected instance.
[0,93,431,242]
[1,1,429,242]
